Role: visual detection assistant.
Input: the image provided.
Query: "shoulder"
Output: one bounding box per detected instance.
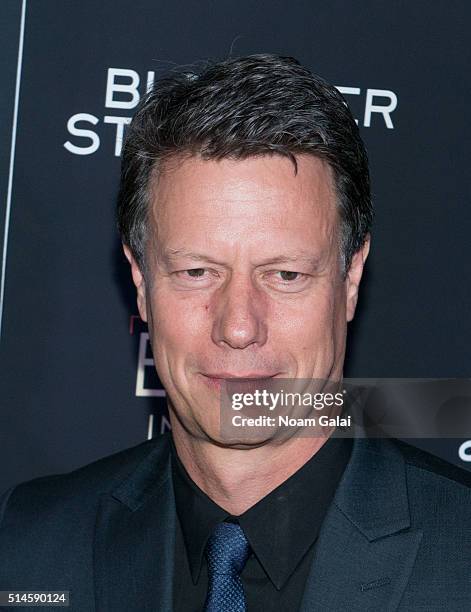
[387,438,471,527]
[0,433,171,528]
[391,438,471,489]
[0,434,171,594]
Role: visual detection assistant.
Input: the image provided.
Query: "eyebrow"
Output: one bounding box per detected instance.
[162,248,322,268]
[163,248,223,265]
[256,254,322,267]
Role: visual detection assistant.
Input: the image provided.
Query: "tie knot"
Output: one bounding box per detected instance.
[205,522,251,576]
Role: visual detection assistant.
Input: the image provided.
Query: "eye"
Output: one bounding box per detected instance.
[174,268,216,284]
[264,270,309,292]
[185,268,206,278]
[277,271,301,281]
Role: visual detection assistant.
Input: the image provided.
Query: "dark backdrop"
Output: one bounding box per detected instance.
[1,0,470,494]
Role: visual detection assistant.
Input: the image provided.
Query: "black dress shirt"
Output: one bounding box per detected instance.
[171,434,352,612]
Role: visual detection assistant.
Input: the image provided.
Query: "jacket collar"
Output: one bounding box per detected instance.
[94,433,175,612]
[300,436,423,611]
[94,434,422,612]
[334,436,411,539]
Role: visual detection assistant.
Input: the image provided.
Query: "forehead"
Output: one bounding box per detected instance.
[148,154,339,251]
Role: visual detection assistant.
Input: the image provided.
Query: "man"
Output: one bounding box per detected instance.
[0,54,470,611]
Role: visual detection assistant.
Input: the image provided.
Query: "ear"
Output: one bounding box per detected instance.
[345,234,370,322]
[122,245,148,322]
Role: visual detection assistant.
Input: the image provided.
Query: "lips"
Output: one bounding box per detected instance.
[202,372,279,380]
[199,372,279,391]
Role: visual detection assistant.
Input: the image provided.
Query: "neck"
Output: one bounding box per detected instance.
[171,422,333,515]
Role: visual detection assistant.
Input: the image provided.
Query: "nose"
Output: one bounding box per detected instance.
[211,274,267,349]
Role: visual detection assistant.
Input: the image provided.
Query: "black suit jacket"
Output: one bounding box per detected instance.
[0,433,470,611]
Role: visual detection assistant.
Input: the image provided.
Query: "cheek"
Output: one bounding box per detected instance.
[272,288,345,365]
[148,290,209,355]
[274,293,336,340]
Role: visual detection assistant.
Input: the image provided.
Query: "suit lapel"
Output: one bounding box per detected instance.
[300,437,423,612]
[92,434,423,611]
[93,436,175,612]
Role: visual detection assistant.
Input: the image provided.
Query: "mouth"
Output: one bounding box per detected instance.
[199,372,280,391]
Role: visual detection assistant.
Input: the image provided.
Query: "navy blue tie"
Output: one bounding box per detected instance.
[203,522,251,612]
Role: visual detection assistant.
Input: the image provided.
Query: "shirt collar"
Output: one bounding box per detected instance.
[171,441,229,583]
[171,434,352,589]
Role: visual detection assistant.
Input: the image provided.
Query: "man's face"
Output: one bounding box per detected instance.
[125,154,368,444]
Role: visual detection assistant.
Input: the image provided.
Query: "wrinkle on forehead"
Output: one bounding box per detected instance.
[145,153,341,271]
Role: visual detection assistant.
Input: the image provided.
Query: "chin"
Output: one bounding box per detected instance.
[209,432,280,449]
